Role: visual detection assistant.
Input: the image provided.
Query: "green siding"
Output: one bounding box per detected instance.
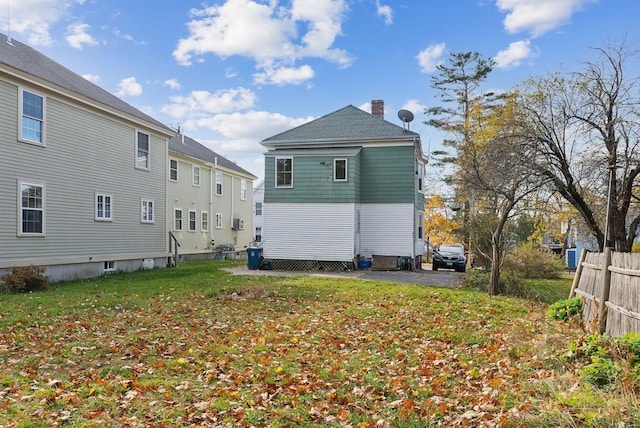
[265,155,360,203]
[360,146,414,203]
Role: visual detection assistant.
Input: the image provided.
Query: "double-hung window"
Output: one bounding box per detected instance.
[141,199,154,223]
[169,159,178,181]
[241,179,247,200]
[20,89,45,144]
[215,172,223,195]
[255,202,262,216]
[334,159,347,181]
[215,213,222,229]
[188,210,197,231]
[95,193,113,221]
[193,166,201,186]
[201,211,209,232]
[19,182,44,236]
[174,208,183,231]
[136,131,150,170]
[255,227,262,242]
[276,157,292,187]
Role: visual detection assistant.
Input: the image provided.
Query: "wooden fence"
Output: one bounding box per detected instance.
[571,248,640,336]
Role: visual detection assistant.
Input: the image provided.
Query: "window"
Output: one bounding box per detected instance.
[141,199,154,223]
[19,182,44,235]
[215,172,223,195]
[255,227,262,242]
[255,202,262,216]
[276,158,293,187]
[215,213,222,229]
[418,214,424,239]
[193,166,201,186]
[20,89,44,144]
[334,159,347,181]
[169,159,178,181]
[174,208,183,231]
[241,179,247,200]
[104,261,116,272]
[188,210,197,231]
[136,131,150,170]
[95,193,112,221]
[201,211,209,232]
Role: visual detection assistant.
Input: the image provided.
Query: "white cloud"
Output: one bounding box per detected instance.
[172,0,351,84]
[82,73,100,83]
[494,40,539,69]
[416,43,446,73]
[402,99,425,116]
[376,0,393,25]
[0,0,85,46]
[254,65,315,86]
[66,22,98,49]
[161,87,257,119]
[115,77,143,97]
[164,79,181,90]
[496,0,595,37]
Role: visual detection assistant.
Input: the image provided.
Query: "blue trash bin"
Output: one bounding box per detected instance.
[247,247,263,270]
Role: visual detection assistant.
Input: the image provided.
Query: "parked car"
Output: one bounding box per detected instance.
[432,245,467,272]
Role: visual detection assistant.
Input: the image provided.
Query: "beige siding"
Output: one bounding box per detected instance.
[359,204,414,258]
[263,203,355,261]
[0,77,168,267]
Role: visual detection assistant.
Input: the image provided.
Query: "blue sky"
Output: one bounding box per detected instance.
[2,0,639,184]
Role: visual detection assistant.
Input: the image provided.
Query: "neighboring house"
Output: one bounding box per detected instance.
[168,134,256,257]
[0,34,176,281]
[260,102,427,271]
[253,180,264,246]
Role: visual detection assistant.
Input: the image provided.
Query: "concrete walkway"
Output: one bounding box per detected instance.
[221,265,464,288]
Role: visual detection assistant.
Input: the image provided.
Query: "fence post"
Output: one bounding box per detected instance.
[597,247,612,334]
[569,249,588,298]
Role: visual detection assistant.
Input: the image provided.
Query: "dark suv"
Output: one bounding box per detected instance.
[432,245,467,272]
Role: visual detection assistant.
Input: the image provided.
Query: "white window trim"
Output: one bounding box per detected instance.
[169,159,178,182]
[255,202,262,216]
[95,192,113,221]
[174,208,183,231]
[201,211,209,232]
[275,157,293,188]
[104,261,116,272]
[17,180,45,237]
[333,158,347,182]
[141,199,154,223]
[215,213,222,229]
[215,172,223,196]
[240,179,247,200]
[18,87,46,146]
[192,165,201,187]
[135,130,150,171]
[188,210,197,232]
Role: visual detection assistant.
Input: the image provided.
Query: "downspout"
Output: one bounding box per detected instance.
[231,176,236,246]
[209,165,214,247]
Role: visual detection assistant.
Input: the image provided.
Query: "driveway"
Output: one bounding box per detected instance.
[222,265,464,288]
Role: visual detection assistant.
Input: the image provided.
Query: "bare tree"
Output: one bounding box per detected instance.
[514,41,640,251]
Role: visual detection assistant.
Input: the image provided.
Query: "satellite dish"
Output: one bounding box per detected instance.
[397,109,414,132]
[398,109,414,123]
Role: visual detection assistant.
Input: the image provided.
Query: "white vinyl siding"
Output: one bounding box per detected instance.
[95,193,112,221]
[264,203,355,261]
[360,204,414,257]
[18,181,45,236]
[19,88,45,145]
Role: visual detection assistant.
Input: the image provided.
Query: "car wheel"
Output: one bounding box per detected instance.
[432,264,438,271]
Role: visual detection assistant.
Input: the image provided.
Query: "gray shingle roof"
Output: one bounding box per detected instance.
[169,134,256,178]
[261,105,419,146]
[0,33,171,132]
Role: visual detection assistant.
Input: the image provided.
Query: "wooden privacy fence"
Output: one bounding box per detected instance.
[571,249,640,336]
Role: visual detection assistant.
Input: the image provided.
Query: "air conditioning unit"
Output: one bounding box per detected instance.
[232,218,244,230]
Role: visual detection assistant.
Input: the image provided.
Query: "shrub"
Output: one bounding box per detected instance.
[548,296,583,321]
[0,265,49,293]
[461,269,489,291]
[502,243,565,279]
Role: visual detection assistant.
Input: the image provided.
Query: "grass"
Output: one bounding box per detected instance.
[0,260,636,427]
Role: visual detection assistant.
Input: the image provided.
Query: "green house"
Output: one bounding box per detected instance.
[260,104,427,271]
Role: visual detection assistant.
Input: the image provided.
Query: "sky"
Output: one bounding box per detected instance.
[2,0,639,186]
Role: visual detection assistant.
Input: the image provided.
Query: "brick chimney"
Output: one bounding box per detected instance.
[371,100,384,119]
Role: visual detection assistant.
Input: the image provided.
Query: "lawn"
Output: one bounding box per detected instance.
[0,260,636,427]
